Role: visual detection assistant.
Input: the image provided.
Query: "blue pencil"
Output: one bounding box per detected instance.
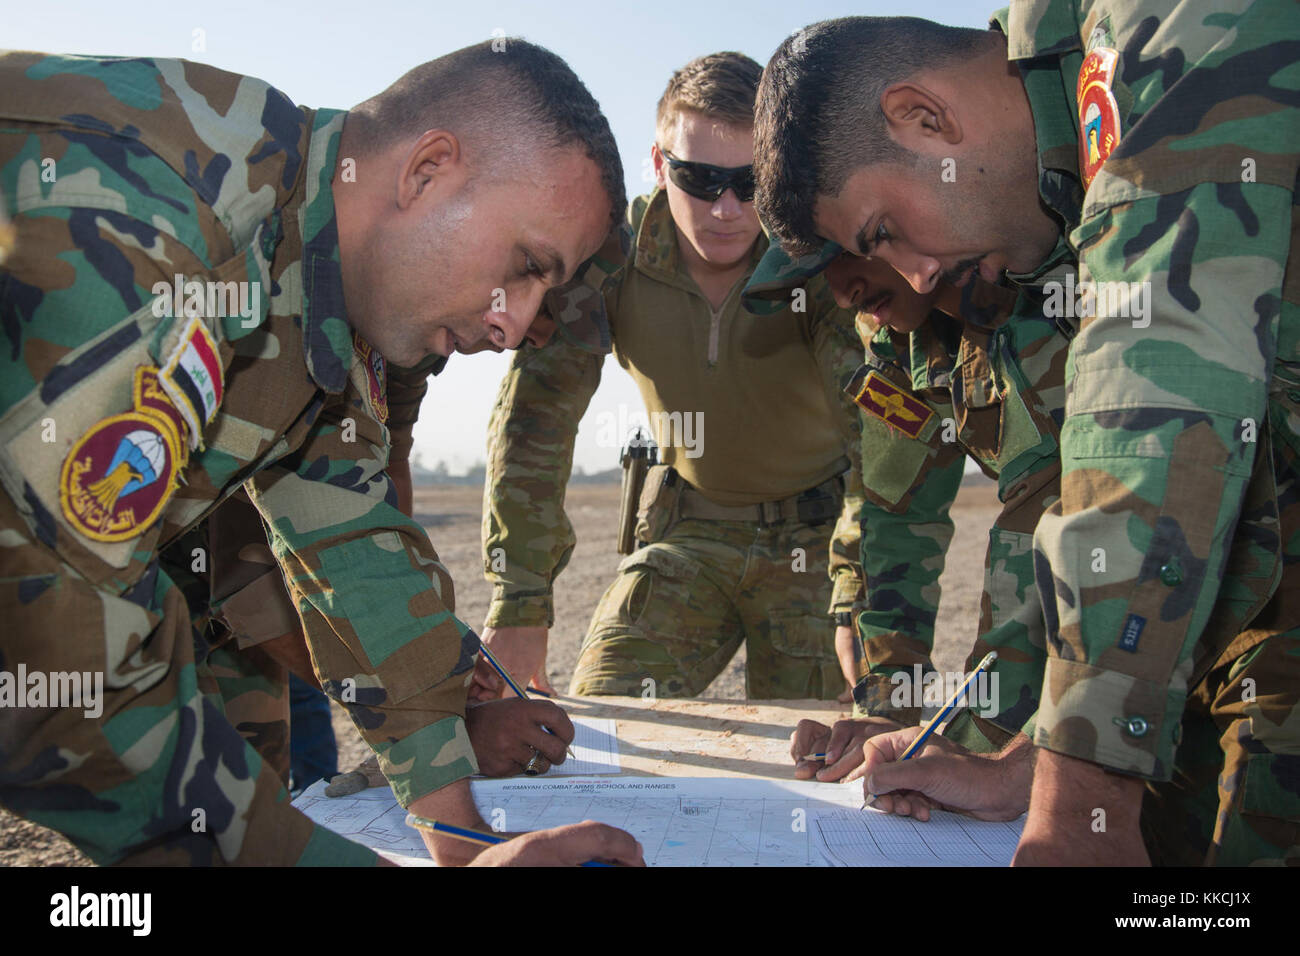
[478,641,576,760]
[405,813,610,866]
[862,651,998,808]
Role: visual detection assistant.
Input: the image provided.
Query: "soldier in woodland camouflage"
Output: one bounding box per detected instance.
[0,44,643,867]
[474,53,866,703]
[756,2,1299,864]
[744,249,1067,779]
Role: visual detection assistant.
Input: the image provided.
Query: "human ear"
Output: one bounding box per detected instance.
[396,130,460,209]
[650,144,668,190]
[880,82,962,149]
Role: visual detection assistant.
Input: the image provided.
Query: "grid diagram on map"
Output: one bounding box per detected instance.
[295,784,432,866]
[294,771,1024,867]
[471,777,862,867]
[815,808,1023,866]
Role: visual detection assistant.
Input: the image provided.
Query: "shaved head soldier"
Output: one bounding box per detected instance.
[0,40,643,867]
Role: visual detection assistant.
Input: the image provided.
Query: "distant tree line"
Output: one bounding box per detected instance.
[411,460,621,486]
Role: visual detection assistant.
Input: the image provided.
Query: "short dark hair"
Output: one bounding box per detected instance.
[755,17,988,254]
[655,52,763,149]
[352,39,626,229]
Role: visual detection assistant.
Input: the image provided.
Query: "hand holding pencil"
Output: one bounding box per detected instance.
[845,652,1034,823]
[407,815,646,867]
[847,724,1035,823]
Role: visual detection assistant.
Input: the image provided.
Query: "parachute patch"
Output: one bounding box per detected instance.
[59,367,186,543]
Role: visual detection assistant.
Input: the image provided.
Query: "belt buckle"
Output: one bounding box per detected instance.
[759,500,783,527]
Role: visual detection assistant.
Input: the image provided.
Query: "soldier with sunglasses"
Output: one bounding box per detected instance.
[472,52,867,703]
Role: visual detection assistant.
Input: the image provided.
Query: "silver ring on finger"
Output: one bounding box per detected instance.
[523,748,544,776]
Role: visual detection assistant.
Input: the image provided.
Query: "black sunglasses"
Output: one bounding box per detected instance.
[661,148,756,203]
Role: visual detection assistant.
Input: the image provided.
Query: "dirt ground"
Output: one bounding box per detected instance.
[1,476,1001,866]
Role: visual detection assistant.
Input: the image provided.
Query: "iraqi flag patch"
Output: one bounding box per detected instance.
[160,318,224,449]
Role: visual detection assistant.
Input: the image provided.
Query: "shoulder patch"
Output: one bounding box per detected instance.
[354,332,388,424]
[59,367,187,543]
[1077,47,1121,189]
[850,370,936,439]
[159,317,224,448]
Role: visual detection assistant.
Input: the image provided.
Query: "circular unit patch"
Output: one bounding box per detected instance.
[59,411,181,543]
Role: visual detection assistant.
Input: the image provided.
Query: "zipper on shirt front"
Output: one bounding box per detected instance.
[704,279,745,367]
[707,303,722,366]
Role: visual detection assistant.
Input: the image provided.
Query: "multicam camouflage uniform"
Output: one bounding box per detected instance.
[744,257,1071,748]
[483,189,865,698]
[995,0,1300,865]
[0,54,480,865]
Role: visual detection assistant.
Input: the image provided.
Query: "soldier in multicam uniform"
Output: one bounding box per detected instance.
[744,248,1068,785]
[755,3,1299,864]
[0,42,644,867]
[472,53,866,703]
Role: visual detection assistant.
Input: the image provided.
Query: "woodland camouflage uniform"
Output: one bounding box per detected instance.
[0,54,480,865]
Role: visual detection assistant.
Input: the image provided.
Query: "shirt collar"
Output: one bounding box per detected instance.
[633,187,767,287]
[996,1,1082,60]
[296,108,353,392]
[991,4,1084,287]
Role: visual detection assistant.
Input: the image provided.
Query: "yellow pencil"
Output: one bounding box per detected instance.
[861,651,998,809]
[478,641,577,760]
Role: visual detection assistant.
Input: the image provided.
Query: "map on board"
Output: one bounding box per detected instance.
[292,719,1025,867]
[815,808,1023,866]
[469,776,862,866]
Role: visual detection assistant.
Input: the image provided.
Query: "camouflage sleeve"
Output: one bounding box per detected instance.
[481,333,602,628]
[246,385,480,808]
[1031,11,1300,778]
[853,379,967,725]
[0,199,377,862]
[807,278,866,613]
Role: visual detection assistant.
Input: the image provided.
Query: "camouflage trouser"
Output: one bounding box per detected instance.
[1138,625,1300,866]
[1142,443,1300,866]
[570,517,843,699]
[1139,453,1300,866]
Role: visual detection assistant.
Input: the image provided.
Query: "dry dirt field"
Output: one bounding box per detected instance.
[1,476,1001,866]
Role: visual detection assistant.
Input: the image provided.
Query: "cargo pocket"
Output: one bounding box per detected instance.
[578,544,714,696]
[760,607,839,700]
[767,607,835,660]
[608,545,697,625]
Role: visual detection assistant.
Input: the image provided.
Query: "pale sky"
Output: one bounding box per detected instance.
[10,0,987,473]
